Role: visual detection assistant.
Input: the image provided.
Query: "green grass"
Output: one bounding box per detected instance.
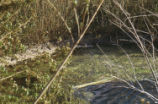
[0,45,156,103]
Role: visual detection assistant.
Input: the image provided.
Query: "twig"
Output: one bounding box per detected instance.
[113,0,146,53]
[113,0,158,94]
[112,75,158,103]
[74,8,80,36]
[0,70,25,82]
[117,45,144,91]
[96,39,157,102]
[34,0,105,103]
[104,9,142,50]
[124,14,156,22]
[96,44,134,85]
[73,77,113,89]
[140,7,158,18]
[96,44,113,68]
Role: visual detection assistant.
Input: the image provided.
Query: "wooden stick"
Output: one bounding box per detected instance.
[73,77,114,89]
[0,70,25,82]
[34,0,104,103]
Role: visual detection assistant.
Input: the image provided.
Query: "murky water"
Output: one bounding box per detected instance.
[1,45,158,103]
[74,80,158,104]
[67,45,158,104]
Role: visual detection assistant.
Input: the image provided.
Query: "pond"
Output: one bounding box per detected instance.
[74,78,158,104]
[67,45,158,104]
[0,44,158,103]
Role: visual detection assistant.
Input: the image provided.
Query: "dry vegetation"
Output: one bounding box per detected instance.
[1,0,158,54]
[0,0,158,103]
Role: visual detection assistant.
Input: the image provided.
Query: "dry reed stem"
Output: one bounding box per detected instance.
[112,0,158,94]
[113,0,146,53]
[143,17,156,61]
[73,77,114,89]
[0,70,25,82]
[46,0,74,43]
[112,75,158,103]
[124,14,157,21]
[96,44,158,102]
[74,8,81,36]
[96,44,139,89]
[117,45,144,90]
[140,7,158,18]
[34,0,105,103]
[117,1,158,92]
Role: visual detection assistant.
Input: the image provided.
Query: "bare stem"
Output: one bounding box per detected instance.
[34,0,105,103]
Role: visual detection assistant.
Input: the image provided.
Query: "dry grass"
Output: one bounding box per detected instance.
[1,0,158,103]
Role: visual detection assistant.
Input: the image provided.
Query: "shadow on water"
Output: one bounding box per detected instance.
[71,44,158,104]
[74,79,158,104]
[74,44,141,56]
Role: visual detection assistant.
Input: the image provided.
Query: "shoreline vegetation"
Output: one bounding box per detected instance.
[0,0,158,103]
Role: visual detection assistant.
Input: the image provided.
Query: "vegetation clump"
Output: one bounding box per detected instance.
[0,0,158,103]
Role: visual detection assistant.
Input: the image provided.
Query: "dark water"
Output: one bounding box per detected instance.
[74,80,158,104]
[69,46,158,104]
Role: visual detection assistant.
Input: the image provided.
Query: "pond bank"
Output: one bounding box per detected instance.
[0,44,157,103]
[0,42,56,67]
[74,79,158,104]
